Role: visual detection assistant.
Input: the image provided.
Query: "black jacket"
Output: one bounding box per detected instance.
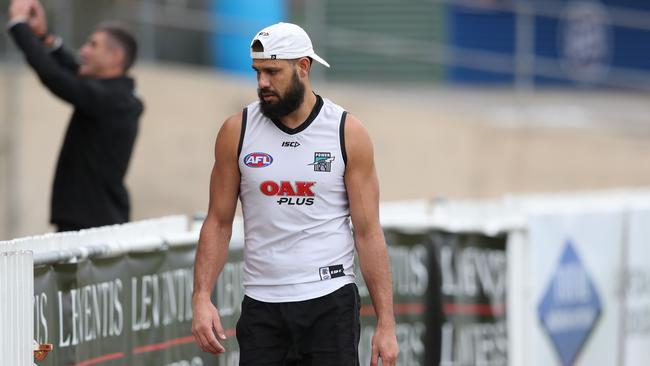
[9,23,143,229]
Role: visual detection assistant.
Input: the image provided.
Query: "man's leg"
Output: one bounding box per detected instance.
[286,284,360,366]
[237,295,292,366]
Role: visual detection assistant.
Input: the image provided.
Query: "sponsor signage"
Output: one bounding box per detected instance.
[33,230,505,366]
[434,231,508,366]
[259,180,316,206]
[358,230,507,366]
[623,208,650,366]
[33,246,244,366]
[537,240,602,366]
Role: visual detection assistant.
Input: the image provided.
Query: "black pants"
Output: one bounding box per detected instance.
[236,283,360,366]
[55,222,86,232]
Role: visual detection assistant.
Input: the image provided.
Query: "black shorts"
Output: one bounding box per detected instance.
[236,283,360,366]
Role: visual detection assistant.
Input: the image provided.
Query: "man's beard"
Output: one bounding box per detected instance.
[258,72,305,120]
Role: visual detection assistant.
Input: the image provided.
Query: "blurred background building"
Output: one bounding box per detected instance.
[1,0,650,239]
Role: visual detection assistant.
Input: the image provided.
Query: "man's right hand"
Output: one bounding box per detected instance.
[192,296,227,354]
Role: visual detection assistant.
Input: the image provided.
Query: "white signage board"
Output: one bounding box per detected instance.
[526,211,623,366]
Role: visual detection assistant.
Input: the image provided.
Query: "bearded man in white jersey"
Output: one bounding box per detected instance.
[192,22,399,366]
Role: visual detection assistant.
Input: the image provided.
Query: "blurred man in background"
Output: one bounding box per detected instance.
[7,0,143,232]
[192,22,399,365]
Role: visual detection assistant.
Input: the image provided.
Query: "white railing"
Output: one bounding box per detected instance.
[0,215,194,365]
[0,250,34,366]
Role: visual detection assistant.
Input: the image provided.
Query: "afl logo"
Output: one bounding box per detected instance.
[244,152,273,168]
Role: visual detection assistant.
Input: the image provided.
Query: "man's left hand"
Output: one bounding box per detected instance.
[9,0,33,23]
[27,0,48,37]
[370,324,399,366]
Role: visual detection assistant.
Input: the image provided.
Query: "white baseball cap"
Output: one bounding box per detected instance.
[250,22,330,68]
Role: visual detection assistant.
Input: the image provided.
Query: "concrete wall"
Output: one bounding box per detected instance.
[2,62,650,238]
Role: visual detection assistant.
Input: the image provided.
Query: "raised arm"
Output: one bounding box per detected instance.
[8,22,106,111]
[192,113,242,355]
[49,44,81,73]
[344,114,399,366]
[25,0,80,73]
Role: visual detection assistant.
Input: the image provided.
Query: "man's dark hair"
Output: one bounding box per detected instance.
[251,39,264,52]
[96,23,138,72]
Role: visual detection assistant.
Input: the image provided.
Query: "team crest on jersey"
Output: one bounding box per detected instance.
[308,152,334,172]
[244,152,273,168]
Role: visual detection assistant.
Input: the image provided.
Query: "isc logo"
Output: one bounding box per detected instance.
[244,152,273,168]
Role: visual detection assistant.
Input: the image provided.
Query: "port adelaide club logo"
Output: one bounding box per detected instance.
[244,152,273,168]
[308,152,334,172]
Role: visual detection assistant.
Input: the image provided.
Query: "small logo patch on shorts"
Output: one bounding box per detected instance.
[319,265,345,280]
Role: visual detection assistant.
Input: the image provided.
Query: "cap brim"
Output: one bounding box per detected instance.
[310,53,330,68]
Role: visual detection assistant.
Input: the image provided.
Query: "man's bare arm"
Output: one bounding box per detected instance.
[344,114,399,366]
[192,113,242,355]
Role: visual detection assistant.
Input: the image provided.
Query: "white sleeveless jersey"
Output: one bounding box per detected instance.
[238,95,355,302]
